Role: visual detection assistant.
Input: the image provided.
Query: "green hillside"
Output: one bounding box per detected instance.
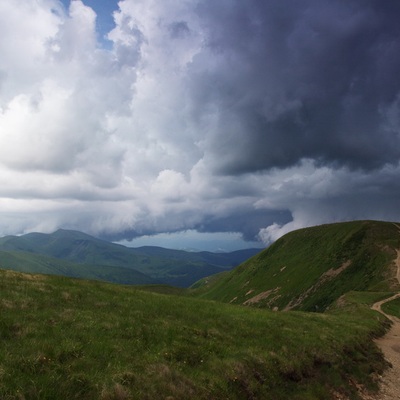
[1,220,400,398]
[0,230,259,287]
[381,296,400,318]
[0,250,156,285]
[0,269,390,399]
[194,221,400,311]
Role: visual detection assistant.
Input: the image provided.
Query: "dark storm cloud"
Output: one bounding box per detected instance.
[188,0,400,174]
[196,209,293,242]
[168,21,190,39]
[99,208,292,243]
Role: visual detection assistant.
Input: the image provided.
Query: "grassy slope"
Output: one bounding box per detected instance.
[381,296,400,318]
[0,269,389,400]
[0,250,156,285]
[194,221,400,311]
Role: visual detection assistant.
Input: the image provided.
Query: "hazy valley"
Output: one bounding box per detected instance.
[0,229,259,288]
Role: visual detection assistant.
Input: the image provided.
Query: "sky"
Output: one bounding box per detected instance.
[1,0,400,251]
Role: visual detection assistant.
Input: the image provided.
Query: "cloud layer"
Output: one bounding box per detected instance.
[1,0,400,248]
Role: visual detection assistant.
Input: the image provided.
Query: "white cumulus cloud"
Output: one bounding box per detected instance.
[0,0,400,250]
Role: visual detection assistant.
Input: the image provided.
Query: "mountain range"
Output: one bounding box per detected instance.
[0,229,261,287]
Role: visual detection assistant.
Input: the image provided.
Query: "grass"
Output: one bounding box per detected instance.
[193,221,400,311]
[381,296,400,318]
[0,250,155,285]
[0,269,389,400]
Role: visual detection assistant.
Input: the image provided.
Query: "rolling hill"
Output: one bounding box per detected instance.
[0,268,390,399]
[1,219,400,398]
[193,220,400,311]
[0,229,260,287]
[0,250,156,285]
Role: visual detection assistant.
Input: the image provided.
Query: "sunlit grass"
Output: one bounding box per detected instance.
[194,221,400,311]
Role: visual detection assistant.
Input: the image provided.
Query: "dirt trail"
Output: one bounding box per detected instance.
[368,249,400,400]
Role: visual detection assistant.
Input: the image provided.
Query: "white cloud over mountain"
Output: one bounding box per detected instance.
[1,0,400,249]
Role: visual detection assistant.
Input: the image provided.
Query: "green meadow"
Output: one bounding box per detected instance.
[0,269,390,400]
[1,220,400,399]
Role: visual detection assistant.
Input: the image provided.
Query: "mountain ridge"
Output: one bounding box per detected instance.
[0,229,261,287]
[193,220,400,311]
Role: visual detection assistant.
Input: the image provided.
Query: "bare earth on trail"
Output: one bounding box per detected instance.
[367,250,400,400]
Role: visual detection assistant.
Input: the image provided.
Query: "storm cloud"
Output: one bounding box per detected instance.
[0,0,400,249]
[190,0,400,173]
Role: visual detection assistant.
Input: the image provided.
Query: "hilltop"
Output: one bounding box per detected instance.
[0,229,260,287]
[193,220,400,311]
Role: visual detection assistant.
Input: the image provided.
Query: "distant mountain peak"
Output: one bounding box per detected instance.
[52,229,95,238]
